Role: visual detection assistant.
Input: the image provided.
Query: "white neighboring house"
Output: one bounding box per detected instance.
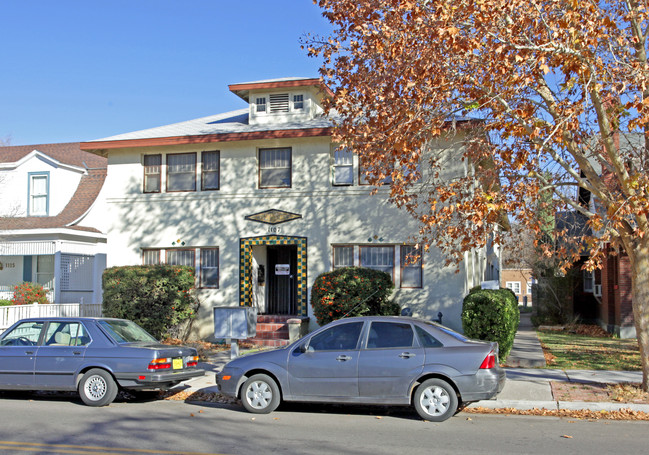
[80,77,500,342]
[0,143,107,305]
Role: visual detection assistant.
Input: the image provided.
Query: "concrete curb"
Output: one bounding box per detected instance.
[467,400,649,413]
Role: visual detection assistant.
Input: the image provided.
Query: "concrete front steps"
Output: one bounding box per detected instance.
[247,315,292,348]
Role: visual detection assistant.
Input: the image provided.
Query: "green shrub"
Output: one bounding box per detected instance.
[102,265,199,340]
[462,288,520,360]
[311,266,398,325]
[0,299,13,306]
[12,282,49,305]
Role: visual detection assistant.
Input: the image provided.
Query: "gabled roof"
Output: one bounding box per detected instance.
[0,143,107,234]
[0,142,106,169]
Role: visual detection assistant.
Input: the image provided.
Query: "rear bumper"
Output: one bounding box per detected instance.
[115,368,205,390]
[457,368,506,402]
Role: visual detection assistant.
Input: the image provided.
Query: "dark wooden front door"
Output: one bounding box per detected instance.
[267,245,298,315]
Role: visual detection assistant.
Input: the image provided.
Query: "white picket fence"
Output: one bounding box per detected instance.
[0,303,103,332]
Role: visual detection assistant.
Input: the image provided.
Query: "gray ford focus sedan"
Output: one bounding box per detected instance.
[0,317,204,406]
[216,316,505,422]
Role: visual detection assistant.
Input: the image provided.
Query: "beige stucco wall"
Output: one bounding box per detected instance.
[100,134,486,338]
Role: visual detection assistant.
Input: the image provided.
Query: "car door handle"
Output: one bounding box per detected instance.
[73,351,82,356]
[25,351,35,355]
[399,352,415,359]
[336,355,352,362]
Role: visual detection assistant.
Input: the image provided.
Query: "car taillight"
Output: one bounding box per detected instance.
[186,356,199,368]
[148,358,172,370]
[479,350,496,369]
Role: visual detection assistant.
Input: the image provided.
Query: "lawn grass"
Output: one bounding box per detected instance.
[537,329,641,371]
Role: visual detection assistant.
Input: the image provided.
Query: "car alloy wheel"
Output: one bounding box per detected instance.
[414,378,458,422]
[78,368,118,407]
[241,374,280,414]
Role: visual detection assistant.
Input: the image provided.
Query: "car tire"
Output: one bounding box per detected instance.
[413,378,458,422]
[241,374,280,414]
[78,369,118,407]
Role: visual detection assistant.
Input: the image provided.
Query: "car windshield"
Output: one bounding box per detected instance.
[98,320,158,343]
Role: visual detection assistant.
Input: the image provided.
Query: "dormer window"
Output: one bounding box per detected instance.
[29,172,49,216]
[293,94,304,110]
[256,97,267,113]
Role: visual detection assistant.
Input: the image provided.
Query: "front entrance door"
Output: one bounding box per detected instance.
[267,245,297,315]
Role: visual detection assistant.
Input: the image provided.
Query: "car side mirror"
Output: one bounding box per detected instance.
[297,343,313,354]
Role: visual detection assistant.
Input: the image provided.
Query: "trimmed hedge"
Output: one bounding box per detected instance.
[0,299,12,306]
[461,288,519,361]
[102,265,198,340]
[311,266,398,325]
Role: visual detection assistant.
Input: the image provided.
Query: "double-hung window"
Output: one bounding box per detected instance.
[143,155,161,193]
[360,246,395,279]
[166,249,195,267]
[333,246,354,269]
[142,249,161,265]
[201,248,219,288]
[167,153,196,192]
[400,245,422,288]
[29,172,49,216]
[332,148,354,185]
[143,247,218,288]
[201,151,220,191]
[259,148,291,188]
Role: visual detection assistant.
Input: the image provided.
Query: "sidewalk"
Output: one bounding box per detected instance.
[177,314,649,414]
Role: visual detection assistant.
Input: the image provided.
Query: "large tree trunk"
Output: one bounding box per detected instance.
[631,241,649,391]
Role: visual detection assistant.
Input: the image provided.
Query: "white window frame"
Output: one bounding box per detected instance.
[292,93,305,111]
[332,148,354,186]
[506,281,521,295]
[29,172,49,216]
[255,96,267,113]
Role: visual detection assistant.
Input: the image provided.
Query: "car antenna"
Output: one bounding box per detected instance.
[340,288,382,319]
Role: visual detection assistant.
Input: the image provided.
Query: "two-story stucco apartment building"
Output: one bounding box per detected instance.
[80,77,499,342]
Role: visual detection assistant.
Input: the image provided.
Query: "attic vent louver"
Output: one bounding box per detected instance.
[269,93,290,113]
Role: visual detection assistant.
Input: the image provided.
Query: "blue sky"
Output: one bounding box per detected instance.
[1,1,333,146]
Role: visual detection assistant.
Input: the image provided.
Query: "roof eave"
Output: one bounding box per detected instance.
[228,78,335,102]
[80,127,333,152]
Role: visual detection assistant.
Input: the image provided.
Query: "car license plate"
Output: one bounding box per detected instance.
[172,358,183,370]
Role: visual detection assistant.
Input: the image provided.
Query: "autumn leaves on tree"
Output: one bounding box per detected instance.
[307,0,649,390]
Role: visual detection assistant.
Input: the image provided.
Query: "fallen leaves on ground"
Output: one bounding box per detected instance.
[550,382,649,404]
[464,406,649,420]
[162,389,236,404]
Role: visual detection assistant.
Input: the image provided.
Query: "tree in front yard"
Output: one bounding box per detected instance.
[308,0,649,390]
